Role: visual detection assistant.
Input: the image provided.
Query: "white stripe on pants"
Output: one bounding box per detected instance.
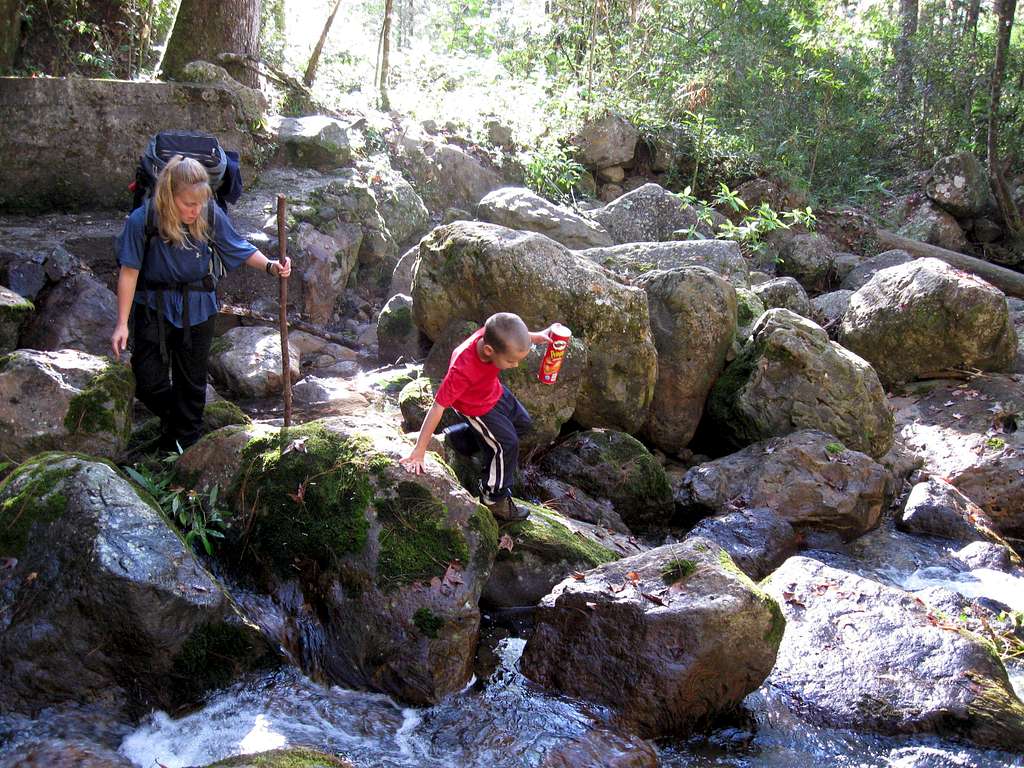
[465,414,503,496]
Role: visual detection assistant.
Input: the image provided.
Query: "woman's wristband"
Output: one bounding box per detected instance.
[265,260,276,275]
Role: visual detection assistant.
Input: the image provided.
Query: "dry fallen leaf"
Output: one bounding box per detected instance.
[626,571,641,584]
[498,534,514,552]
[642,592,667,606]
[442,562,464,588]
[571,571,587,581]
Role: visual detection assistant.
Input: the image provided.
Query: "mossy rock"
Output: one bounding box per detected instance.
[0,453,76,556]
[0,285,33,354]
[201,748,352,768]
[203,400,252,431]
[482,501,620,608]
[218,416,499,705]
[63,360,135,444]
[539,429,673,529]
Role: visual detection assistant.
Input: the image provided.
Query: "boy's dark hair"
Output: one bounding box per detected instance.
[483,312,530,353]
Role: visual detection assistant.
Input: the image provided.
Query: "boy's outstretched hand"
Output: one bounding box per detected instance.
[399,451,426,475]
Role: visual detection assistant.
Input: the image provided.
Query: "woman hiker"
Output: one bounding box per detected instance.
[110,155,291,452]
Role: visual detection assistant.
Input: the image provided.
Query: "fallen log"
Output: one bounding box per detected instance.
[873,228,1024,299]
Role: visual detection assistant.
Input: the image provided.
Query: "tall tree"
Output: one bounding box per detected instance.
[0,0,21,74]
[894,0,918,114]
[378,0,394,110]
[987,0,1024,237]
[162,0,262,88]
[304,0,343,87]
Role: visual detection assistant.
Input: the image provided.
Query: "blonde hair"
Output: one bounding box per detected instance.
[153,155,212,247]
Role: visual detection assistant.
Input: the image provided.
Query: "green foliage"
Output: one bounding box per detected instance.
[825,441,845,455]
[16,0,178,78]
[522,142,586,205]
[413,606,445,638]
[123,454,227,556]
[661,558,697,584]
[677,183,816,258]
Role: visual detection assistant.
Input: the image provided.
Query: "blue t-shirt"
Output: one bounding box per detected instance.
[115,204,257,328]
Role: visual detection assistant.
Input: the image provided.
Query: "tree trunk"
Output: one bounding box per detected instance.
[378,0,394,110]
[966,0,982,39]
[895,0,918,114]
[162,0,262,88]
[874,229,1024,299]
[303,0,343,87]
[0,0,22,74]
[987,0,1024,237]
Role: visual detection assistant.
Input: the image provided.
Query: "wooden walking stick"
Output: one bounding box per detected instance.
[277,194,292,428]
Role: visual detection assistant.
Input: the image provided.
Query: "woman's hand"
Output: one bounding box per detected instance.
[273,256,292,278]
[111,323,130,360]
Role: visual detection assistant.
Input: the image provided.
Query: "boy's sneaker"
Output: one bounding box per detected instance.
[480,494,529,522]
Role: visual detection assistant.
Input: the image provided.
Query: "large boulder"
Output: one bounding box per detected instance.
[0,285,32,353]
[777,234,837,293]
[686,507,798,581]
[839,249,914,291]
[477,187,614,250]
[19,273,116,357]
[376,293,421,365]
[572,112,639,169]
[369,164,431,249]
[897,201,968,252]
[179,416,499,705]
[675,430,888,540]
[412,222,657,433]
[750,277,811,318]
[897,476,1008,546]
[585,183,714,244]
[520,539,783,737]
[538,429,673,529]
[301,170,395,271]
[926,151,990,218]
[706,309,894,458]
[838,258,1018,387]
[275,115,354,169]
[763,556,1024,750]
[208,327,300,399]
[636,267,736,452]
[0,454,266,716]
[810,289,853,337]
[396,129,503,213]
[0,350,133,462]
[294,222,361,325]
[578,239,749,286]
[893,375,1024,538]
[482,502,637,609]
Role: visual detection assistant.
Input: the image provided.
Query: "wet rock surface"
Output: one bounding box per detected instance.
[521,538,783,738]
[763,556,1024,750]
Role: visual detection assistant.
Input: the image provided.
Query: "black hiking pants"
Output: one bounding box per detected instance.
[449,386,532,501]
[131,307,215,452]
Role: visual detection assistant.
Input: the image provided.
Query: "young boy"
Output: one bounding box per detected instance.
[400,312,558,521]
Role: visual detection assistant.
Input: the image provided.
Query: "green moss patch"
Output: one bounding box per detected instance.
[232,422,386,575]
[718,549,786,646]
[375,481,469,590]
[413,607,445,638]
[503,502,617,567]
[661,558,697,584]
[203,400,252,431]
[0,455,75,556]
[209,335,233,357]
[378,303,415,339]
[63,362,134,440]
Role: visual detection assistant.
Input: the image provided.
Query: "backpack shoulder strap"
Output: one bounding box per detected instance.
[141,199,158,274]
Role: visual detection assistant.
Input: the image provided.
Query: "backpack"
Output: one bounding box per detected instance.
[129,131,244,289]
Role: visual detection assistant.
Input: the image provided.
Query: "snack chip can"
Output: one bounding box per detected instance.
[538,324,572,385]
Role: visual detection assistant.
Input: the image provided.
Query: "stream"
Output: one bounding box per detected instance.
[4,515,1022,768]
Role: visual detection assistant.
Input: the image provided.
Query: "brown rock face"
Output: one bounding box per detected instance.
[520,538,783,738]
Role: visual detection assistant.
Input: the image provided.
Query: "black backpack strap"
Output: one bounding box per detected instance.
[142,198,158,271]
